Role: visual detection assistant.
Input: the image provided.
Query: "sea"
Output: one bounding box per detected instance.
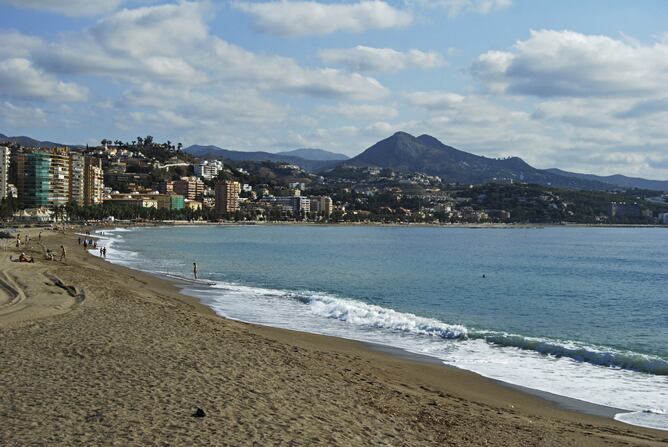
[92,225,668,431]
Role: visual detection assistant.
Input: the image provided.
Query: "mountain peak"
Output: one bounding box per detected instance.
[389,131,416,140]
[347,132,616,190]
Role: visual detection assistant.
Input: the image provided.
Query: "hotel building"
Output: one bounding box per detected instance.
[215,180,240,215]
[15,148,70,209]
[0,146,10,200]
[84,156,104,206]
[68,152,85,205]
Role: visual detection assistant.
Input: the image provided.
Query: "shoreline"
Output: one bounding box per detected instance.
[1,227,666,445]
[96,227,666,428]
[148,269,630,422]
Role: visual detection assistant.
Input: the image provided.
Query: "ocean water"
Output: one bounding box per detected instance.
[94,225,668,431]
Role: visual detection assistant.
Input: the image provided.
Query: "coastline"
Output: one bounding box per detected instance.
[1,227,666,446]
[93,219,668,229]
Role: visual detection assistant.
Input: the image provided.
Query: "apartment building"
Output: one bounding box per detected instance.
[215,180,240,215]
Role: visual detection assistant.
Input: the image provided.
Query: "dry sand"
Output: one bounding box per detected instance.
[0,227,666,446]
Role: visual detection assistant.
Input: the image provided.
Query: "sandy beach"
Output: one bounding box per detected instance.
[1,227,666,446]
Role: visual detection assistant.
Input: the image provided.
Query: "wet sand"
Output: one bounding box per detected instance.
[0,227,666,446]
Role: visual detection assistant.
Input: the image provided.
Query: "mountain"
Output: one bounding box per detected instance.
[184,145,340,171]
[0,133,66,148]
[546,168,668,192]
[346,132,615,190]
[277,148,349,161]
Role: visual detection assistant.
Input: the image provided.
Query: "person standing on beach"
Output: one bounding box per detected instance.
[193,262,198,280]
[59,245,66,263]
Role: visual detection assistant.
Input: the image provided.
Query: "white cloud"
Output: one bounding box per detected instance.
[472,30,668,98]
[5,2,388,101]
[318,103,399,119]
[0,0,125,16]
[318,46,444,72]
[234,1,412,36]
[404,91,465,110]
[0,58,88,102]
[90,2,209,59]
[0,31,42,59]
[0,101,48,127]
[407,0,511,16]
[206,38,388,100]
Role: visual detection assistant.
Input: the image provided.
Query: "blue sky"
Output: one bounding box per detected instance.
[1,1,668,178]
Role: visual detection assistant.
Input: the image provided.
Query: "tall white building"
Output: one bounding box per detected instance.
[195,160,223,180]
[0,146,10,200]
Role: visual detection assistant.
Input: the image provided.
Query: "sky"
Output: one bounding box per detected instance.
[1,1,668,179]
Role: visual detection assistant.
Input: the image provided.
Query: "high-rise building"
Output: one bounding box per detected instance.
[0,146,10,200]
[309,196,332,216]
[320,196,333,217]
[69,152,85,205]
[173,176,205,200]
[15,148,70,209]
[215,180,240,215]
[84,156,104,206]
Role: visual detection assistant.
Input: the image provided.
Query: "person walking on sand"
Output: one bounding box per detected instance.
[59,245,66,263]
[193,262,198,280]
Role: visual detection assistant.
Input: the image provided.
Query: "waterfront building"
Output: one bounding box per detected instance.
[15,148,70,209]
[273,196,311,214]
[215,180,240,215]
[185,199,203,211]
[104,195,158,209]
[319,196,333,217]
[154,194,185,210]
[173,176,205,200]
[84,156,104,205]
[0,146,10,200]
[310,197,321,214]
[68,152,85,205]
[608,202,652,219]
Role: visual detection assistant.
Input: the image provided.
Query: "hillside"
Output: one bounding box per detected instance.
[546,168,668,192]
[0,133,67,148]
[346,132,614,190]
[277,148,349,161]
[184,145,339,171]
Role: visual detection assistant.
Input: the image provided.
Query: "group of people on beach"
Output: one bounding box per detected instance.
[10,230,66,263]
[77,236,106,257]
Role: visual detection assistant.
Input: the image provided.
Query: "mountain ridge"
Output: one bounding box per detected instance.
[0,133,68,148]
[346,132,613,190]
[277,148,349,161]
[546,168,668,192]
[184,145,340,171]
